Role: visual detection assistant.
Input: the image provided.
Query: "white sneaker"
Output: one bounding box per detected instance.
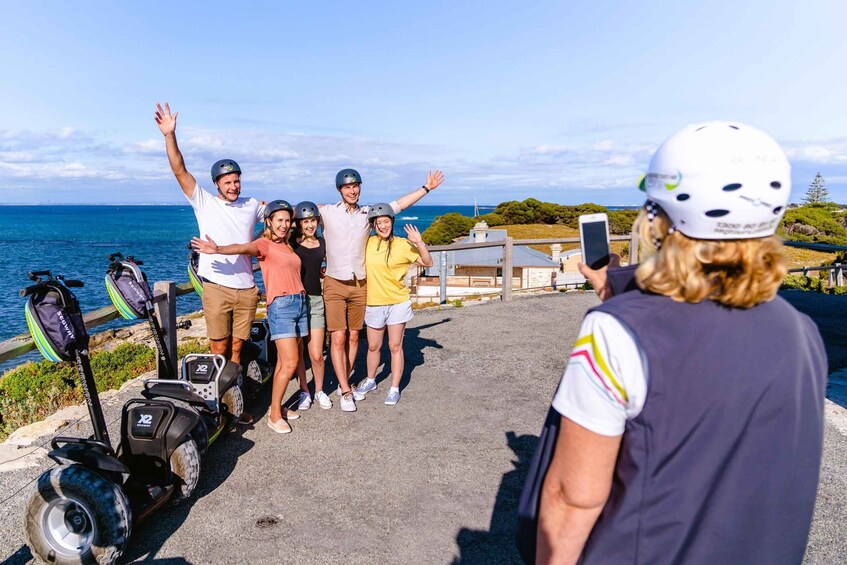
[297,391,312,411]
[315,391,332,409]
[340,392,357,412]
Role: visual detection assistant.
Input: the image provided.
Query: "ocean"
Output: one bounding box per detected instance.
[0,204,483,372]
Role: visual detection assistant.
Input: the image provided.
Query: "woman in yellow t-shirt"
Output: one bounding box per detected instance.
[356,203,432,405]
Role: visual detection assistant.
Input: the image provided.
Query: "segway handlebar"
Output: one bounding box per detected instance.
[142,378,194,392]
[19,285,39,298]
[62,279,84,288]
[28,270,52,281]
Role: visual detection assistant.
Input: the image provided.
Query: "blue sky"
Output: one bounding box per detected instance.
[1,1,846,206]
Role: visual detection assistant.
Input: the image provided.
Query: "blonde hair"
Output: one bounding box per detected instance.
[262,209,294,251]
[634,206,786,308]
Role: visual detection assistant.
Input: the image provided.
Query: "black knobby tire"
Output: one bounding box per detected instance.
[244,359,266,398]
[166,398,209,461]
[25,464,131,565]
[168,437,201,505]
[221,384,244,432]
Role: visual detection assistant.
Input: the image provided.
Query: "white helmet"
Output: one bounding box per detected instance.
[640,121,791,240]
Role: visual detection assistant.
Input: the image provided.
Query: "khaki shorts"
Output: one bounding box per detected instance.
[323,276,367,332]
[307,294,326,330]
[201,282,259,341]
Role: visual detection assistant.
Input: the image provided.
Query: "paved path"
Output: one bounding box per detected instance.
[0,292,845,564]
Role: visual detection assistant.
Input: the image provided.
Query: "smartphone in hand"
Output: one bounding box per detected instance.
[579,213,610,270]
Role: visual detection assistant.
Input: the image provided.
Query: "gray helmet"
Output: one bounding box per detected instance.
[367,203,395,221]
[294,201,320,220]
[264,199,293,221]
[336,168,362,188]
[211,159,241,183]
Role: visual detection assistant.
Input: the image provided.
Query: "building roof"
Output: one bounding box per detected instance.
[426,227,559,274]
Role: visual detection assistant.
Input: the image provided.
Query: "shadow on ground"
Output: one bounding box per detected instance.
[452,431,537,565]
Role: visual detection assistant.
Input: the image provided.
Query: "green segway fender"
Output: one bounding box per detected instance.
[105,274,140,320]
[188,263,204,298]
[24,301,63,362]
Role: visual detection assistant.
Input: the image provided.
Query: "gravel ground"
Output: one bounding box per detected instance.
[0,291,845,564]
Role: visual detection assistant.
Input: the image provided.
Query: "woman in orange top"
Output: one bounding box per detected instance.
[192,200,306,434]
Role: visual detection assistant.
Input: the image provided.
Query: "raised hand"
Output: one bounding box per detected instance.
[404,224,424,245]
[424,170,445,191]
[154,102,179,137]
[191,235,219,255]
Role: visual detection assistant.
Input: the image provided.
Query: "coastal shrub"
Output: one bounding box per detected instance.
[778,206,847,245]
[477,212,504,226]
[422,213,476,245]
[608,209,638,235]
[0,339,209,441]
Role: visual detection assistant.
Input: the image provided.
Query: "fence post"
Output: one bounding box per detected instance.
[439,252,448,305]
[838,264,844,287]
[828,269,835,287]
[154,281,178,379]
[629,229,639,264]
[502,237,514,301]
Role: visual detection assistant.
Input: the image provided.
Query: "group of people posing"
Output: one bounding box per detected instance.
[155,103,442,434]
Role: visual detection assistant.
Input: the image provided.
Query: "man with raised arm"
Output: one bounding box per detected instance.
[154,102,265,367]
[320,168,444,412]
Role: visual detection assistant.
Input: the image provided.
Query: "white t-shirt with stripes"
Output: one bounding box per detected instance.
[552,311,648,437]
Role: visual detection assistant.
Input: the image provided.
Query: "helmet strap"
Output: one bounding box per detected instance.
[646,200,676,251]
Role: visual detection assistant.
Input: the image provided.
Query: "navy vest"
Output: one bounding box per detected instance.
[579,290,827,564]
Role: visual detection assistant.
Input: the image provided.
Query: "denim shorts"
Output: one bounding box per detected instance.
[268,293,308,340]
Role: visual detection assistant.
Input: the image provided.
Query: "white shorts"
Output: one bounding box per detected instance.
[365,300,414,329]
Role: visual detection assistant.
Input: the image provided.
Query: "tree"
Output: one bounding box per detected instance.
[421,213,476,245]
[803,172,831,207]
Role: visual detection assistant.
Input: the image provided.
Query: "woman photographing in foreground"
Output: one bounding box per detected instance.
[193,200,307,434]
[534,122,827,564]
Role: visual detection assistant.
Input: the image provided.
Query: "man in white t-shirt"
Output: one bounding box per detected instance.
[155,102,265,365]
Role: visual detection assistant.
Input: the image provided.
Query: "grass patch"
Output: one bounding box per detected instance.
[0,338,209,442]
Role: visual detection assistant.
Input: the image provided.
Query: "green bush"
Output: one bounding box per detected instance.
[608,209,639,235]
[778,206,847,245]
[421,212,477,245]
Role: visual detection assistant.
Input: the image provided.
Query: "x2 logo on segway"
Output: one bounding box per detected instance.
[130,406,167,439]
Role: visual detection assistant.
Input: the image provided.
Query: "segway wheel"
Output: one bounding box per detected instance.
[168,437,201,505]
[245,359,266,391]
[221,384,244,432]
[167,398,209,461]
[25,464,131,565]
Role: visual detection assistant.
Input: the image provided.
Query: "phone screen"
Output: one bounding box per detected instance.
[581,221,610,270]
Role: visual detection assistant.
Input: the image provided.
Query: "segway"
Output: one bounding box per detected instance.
[240,316,277,397]
[105,253,190,379]
[22,271,203,565]
[106,253,244,453]
[187,244,204,298]
[185,244,265,395]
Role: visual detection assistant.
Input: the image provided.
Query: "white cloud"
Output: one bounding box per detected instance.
[5,126,847,205]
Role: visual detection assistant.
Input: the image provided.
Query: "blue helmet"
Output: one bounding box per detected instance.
[294,201,321,220]
[367,203,395,221]
[211,159,241,183]
[335,168,362,188]
[264,200,293,221]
